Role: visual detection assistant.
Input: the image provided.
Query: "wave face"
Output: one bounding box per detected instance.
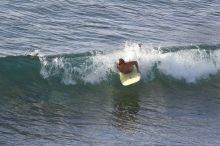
[1,43,220,87]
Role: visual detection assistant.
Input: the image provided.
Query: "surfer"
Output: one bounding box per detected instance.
[116,58,140,74]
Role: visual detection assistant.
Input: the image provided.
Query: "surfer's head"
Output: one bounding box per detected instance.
[119,58,125,65]
[138,43,142,48]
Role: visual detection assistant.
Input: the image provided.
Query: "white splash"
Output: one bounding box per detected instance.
[39,42,220,84]
[158,49,218,82]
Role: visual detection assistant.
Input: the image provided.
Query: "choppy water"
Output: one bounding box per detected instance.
[1,0,220,145]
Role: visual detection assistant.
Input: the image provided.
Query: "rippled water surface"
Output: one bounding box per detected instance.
[1,0,220,55]
[1,0,220,145]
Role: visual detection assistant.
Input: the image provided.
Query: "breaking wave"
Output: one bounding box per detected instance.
[1,43,220,87]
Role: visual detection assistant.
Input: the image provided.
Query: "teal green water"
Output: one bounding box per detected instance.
[1,45,220,145]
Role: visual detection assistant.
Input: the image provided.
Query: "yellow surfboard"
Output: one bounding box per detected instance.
[119,66,141,86]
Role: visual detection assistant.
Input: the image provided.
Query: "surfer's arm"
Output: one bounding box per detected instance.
[130,61,140,73]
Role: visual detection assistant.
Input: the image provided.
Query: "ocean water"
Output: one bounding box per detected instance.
[1,0,220,145]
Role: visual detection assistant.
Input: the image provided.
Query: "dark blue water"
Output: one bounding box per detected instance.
[1,0,220,145]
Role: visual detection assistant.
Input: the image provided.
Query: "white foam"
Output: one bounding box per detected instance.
[158,49,218,82]
[39,42,220,84]
[25,49,45,57]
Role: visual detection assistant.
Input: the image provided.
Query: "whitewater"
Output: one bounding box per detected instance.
[1,0,220,145]
[38,43,220,84]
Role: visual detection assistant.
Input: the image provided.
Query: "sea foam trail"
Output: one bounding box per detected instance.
[39,43,220,85]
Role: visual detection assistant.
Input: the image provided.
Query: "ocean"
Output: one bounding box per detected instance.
[1,0,220,145]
